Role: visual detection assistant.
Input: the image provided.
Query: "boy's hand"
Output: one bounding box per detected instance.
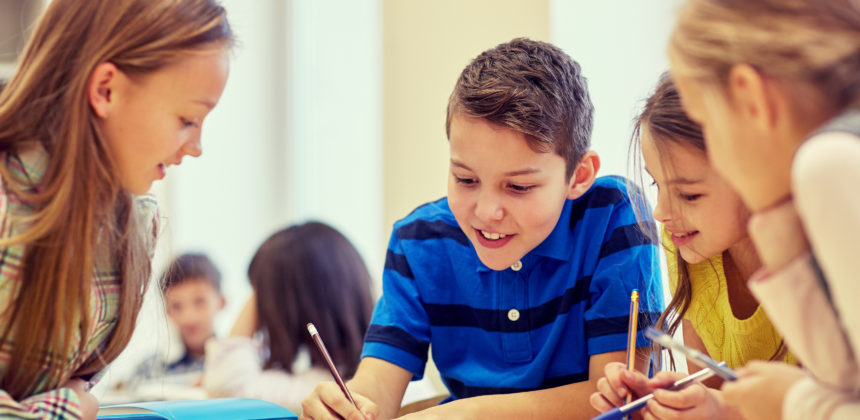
[641,371,721,420]
[301,381,378,420]
[590,361,652,412]
[65,378,98,420]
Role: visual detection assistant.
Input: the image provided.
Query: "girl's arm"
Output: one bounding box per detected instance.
[791,132,860,369]
[229,294,258,338]
[203,336,329,412]
[0,385,94,420]
[736,131,860,420]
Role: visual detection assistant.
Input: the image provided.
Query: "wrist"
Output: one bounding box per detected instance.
[748,200,809,272]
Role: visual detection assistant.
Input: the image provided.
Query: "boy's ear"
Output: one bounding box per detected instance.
[727,63,776,132]
[217,294,226,311]
[88,62,122,119]
[566,151,600,200]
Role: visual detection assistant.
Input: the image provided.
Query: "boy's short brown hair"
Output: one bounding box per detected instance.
[160,253,222,294]
[446,37,594,179]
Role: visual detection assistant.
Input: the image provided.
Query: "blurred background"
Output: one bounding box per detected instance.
[1,0,681,399]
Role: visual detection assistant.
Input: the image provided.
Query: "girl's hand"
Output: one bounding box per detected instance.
[65,378,98,420]
[229,294,258,337]
[641,371,722,420]
[721,361,807,420]
[301,381,378,420]
[590,361,653,412]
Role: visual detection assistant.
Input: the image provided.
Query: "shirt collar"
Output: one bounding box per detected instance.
[7,141,49,191]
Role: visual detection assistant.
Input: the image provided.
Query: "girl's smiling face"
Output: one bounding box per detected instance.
[641,126,750,264]
[93,47,230,194]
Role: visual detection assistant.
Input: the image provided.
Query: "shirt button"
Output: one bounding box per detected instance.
[511,260,523,271]
[508,309,520,322]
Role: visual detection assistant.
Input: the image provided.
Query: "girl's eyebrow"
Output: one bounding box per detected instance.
[644,167,704,185]
[667,177,704,185]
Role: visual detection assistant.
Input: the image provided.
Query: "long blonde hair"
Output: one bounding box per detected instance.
[0,0,232,399]
[670,0,860,109]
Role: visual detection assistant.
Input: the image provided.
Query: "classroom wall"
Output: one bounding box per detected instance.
[382,0,550,252]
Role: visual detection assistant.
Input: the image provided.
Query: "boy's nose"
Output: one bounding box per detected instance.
[475,192,504,221]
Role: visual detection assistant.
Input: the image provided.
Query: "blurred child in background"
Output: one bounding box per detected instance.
[204,221,374,413]
[132,253,225,386]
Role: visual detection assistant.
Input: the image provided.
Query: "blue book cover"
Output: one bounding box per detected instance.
[97,398,298,420]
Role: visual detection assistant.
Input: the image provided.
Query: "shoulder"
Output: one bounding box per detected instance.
[793,130,860,194]
[393,197,455,228]
[575,175,634,208]
[569,175,655,245]
[134,193,161,255]
[390,197,468,247]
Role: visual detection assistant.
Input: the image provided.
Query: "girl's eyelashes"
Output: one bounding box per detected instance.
[180,117,199,128]
[454,176,476,185]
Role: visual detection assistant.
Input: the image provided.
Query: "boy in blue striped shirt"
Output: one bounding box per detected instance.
[302,38,662,420]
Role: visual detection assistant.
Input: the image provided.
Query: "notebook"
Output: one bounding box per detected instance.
[97,398,298,420]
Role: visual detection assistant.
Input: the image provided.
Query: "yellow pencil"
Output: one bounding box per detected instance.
[625,290,640,406]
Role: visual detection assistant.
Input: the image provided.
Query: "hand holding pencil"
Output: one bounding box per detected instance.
[303,323,376,420]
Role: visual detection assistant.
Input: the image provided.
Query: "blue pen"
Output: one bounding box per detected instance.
[591,364,720,420]
[644,327,739,381]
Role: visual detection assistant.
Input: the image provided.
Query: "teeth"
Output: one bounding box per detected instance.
[673,231,695,238]
[480,230,507,240]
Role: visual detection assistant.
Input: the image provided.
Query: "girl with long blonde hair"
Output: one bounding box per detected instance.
[669,0,860,419]
[0,1,232,418]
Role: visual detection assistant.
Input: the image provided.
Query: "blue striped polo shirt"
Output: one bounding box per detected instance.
[362,176,663,400]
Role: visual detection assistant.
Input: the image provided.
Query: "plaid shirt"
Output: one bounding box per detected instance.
[0,143,159,419]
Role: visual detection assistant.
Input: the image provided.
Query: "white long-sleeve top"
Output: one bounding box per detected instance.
[747,126,860,420]
[203,336,330,414]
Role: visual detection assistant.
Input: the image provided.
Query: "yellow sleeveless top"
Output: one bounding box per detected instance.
[664,232,796,369]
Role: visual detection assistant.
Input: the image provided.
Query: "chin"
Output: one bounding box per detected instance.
[475,252,518,271]
[126,182,153,195]
[679,249,709,265]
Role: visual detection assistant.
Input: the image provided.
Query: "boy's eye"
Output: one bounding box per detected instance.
[180,117,199,128]
[680,193,702,201]
[455,176,476,185]
[508,184,535,193]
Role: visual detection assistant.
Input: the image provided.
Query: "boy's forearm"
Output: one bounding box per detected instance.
[347,357,412,420]
[420,380,600,420]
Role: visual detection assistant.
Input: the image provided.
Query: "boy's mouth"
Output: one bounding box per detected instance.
[480,230,508,240]
[474,228,515,249]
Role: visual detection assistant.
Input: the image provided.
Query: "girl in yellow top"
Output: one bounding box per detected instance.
[591,74,793,420]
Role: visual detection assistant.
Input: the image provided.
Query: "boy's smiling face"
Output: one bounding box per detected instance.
[448,114,580,271]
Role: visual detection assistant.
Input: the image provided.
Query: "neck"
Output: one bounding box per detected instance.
[187,334,214,357]
[726,237,761,281]
[723,237,763,320]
